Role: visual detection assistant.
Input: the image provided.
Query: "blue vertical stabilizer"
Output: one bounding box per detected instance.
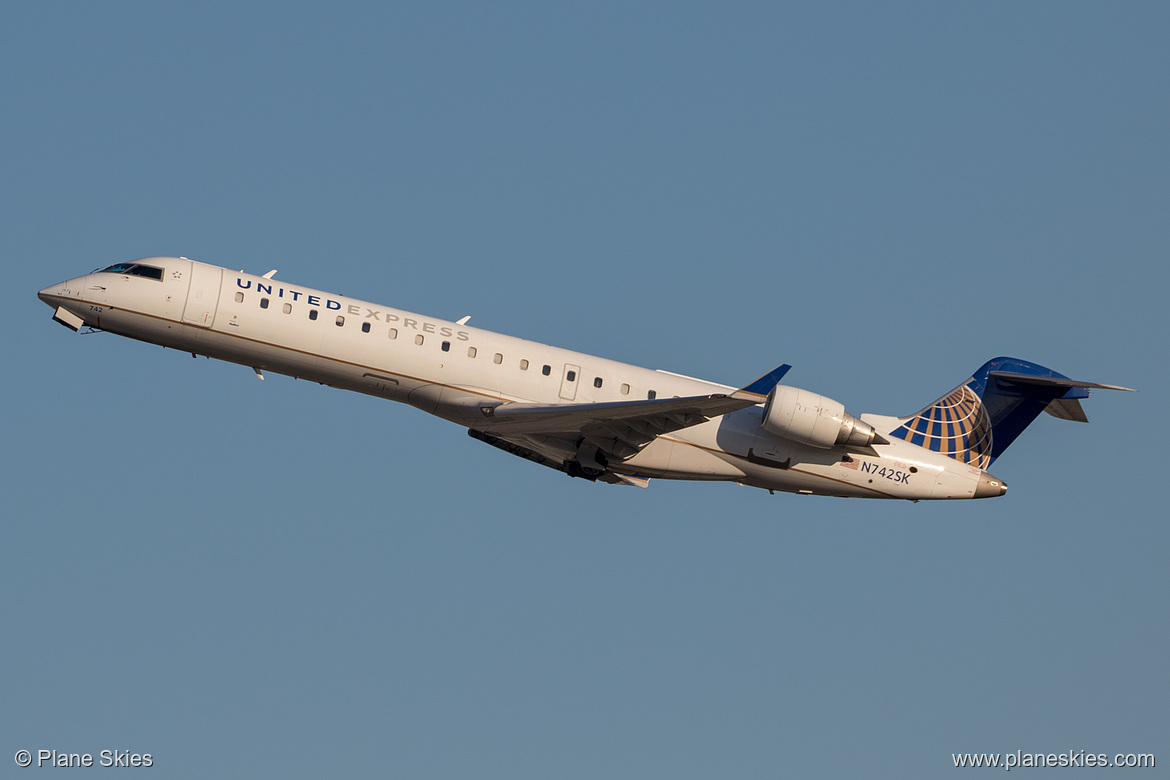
[888,357,1132,467]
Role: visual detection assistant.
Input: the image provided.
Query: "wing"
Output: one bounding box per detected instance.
[472,364,790,461]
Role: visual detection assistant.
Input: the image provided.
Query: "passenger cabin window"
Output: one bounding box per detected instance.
[520,359,529,370]
[414,335,424,345]
[283,303,292,314]
[388,328,398,339]
[441,341,450,352]
[647,390,657,400]
[260,298,269,309]
[594,377,603,388]
[494,353,503,365]
[621,383,630,395]
[96,263,163,280]
[335,315,345,327]
[309,309,319,321]
[362,322,371,333]
[235,292,244,303]
[467,347,477,358]
[542,365,551,376]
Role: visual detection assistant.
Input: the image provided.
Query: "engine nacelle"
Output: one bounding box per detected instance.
[762,385,880,449]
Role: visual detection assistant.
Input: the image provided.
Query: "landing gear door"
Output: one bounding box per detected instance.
[182,263,223,327]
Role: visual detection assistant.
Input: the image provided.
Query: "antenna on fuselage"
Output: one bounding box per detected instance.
[262,270,277,279]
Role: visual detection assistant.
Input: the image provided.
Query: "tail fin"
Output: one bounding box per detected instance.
[888,357,1133,468]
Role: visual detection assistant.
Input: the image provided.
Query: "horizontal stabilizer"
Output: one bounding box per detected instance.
[987,371,1135,393]
[1044,398,1089,423]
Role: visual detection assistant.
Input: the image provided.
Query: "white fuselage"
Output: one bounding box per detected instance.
[39,257,1001,500]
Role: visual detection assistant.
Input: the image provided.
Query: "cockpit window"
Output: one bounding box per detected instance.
[96,263,163,281]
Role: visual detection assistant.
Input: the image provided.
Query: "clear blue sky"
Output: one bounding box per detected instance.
[3,2,1166,777]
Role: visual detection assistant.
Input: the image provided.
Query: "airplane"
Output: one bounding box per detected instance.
[38,257,1133,500]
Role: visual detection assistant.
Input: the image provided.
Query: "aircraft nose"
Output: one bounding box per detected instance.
[38,282,67,306]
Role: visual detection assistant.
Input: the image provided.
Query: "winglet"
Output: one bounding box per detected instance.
[732,364,792,402]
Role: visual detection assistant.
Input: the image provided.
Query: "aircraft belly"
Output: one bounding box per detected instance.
[624,438,744,481]
[715,432,940,499]
[197,329,320,376]
[93,307,185,349]
[91,304,324,386]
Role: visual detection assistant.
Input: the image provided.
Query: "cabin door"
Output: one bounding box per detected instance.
[182,263,223,327]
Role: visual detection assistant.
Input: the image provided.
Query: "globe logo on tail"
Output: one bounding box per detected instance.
[890,381,993,469]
